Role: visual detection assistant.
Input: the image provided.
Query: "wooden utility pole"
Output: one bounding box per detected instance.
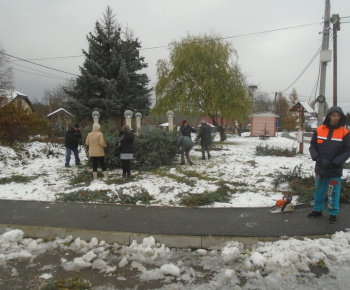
[331,14,340,106]
[317,0,331,126]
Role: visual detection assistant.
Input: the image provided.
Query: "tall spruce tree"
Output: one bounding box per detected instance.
[66,6,152,124]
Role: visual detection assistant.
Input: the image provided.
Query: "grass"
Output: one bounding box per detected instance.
[55,187,153,205]
[178,183,231,207]
[256,144,297,157]
[41,276,91,290]
[69,169,94,186]
[0,175,37,184]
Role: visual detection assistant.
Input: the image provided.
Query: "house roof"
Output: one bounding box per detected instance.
[0,90,34,112]
[47,108,74,118]
[289,101,315,113]
[251,111,279,117]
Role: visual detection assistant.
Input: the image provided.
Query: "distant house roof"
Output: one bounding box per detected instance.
[289,101,315,114]
[251,111,279,117]
[0,90,34,112]
[47,108,74,118]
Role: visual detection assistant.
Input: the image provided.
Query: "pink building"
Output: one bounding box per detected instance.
[250,112,279,137]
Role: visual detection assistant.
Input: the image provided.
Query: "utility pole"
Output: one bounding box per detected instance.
[317,0,331,126]
[331,14,340,106]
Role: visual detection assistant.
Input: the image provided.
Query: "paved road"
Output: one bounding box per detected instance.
[1,199,350,248]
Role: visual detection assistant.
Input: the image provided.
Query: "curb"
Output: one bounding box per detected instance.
[0,223,332,249]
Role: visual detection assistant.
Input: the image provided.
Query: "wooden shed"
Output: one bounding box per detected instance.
[47,108,74,139]
[250,112,279,137]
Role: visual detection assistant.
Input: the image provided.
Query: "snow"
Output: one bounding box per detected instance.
[0,132,321,207]
[1,133,350,288]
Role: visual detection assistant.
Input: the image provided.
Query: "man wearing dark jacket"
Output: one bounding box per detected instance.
[180,120,196,139]
[308,106,350,223]
[198,120,212,160]
[64,123,82,167]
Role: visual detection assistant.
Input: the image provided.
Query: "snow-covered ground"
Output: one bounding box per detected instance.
[0,133,319,207]
[1,133,350,289]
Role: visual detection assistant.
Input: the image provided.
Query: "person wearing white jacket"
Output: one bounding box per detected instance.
[86,124,108,180]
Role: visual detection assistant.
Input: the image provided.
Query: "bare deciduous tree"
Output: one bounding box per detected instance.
[0,44,14,94]
[43,78,76,113]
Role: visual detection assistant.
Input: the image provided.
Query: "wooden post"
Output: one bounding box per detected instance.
[299,109,304,154]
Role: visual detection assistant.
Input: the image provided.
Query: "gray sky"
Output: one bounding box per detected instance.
[1,0,349,112]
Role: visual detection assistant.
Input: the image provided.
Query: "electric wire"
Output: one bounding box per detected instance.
[1,20,345,97]
[281,45,322,93]
[0,51,79,77]
[12,68,69,81]
[9,61,69,81]
[282,28,335,95]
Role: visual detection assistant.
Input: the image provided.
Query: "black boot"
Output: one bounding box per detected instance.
[307,211,323,218]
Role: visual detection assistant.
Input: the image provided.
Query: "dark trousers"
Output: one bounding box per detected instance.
[91,157,106,172]
[65,148,80,166]
[201,145,210,158]
[121,159,132,176]
[181,145,193,163]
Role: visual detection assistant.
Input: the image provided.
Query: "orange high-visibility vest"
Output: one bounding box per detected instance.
[316,126,349,144]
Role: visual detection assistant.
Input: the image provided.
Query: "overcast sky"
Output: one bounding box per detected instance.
[1,0,349,113]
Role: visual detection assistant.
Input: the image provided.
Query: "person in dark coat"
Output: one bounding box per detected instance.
[176,135,194,165]
[308,106,350,224]
[119,125,135,178]
[198,120,212,160]
[180,120,197,139]
[64,123,82,167]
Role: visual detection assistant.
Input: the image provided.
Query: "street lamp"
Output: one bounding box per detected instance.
[166,110,174,132]
[135,112,142,135]
[248,85,257,112]
[92,110,100,124]
[124,110,133,128]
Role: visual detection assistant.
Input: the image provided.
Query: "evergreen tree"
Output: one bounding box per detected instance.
[66,6,152,124]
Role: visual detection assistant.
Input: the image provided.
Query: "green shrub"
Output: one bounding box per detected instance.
[256,144,297,157]
[133,129,179,170]
[273,164,350,203]
[82,125,179,170]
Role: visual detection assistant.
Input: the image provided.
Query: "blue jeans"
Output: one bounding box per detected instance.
[65,148,80,166]
[313,175,341,216]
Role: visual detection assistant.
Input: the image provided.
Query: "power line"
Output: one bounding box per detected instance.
[13,55,83,61]
[10,61,69,80]
[281,45,322,93]
[7,22,321,59]
[0,51,79,77]
[12,68,69,81]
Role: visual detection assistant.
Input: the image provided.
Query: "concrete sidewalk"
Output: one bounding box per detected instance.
[1,199,350,248]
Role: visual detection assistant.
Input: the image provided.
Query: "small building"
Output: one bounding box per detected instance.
[47,108,74,138]
[250,112,279,137]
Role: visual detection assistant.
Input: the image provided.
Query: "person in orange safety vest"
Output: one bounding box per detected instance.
[308,106,350,224]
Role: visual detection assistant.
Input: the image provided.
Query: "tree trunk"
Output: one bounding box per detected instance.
[218,126,226,141]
